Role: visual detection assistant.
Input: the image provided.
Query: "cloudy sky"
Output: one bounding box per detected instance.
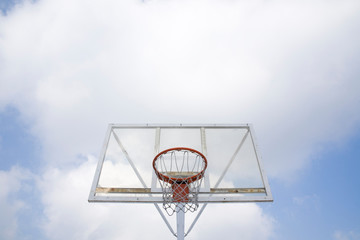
[1,0,360,239]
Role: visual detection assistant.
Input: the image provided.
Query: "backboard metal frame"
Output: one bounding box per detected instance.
[88,124,273,203]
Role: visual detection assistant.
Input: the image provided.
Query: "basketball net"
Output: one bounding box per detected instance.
[153,148,207,216]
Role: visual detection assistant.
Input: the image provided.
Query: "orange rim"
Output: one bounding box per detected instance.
[153,147,208,184]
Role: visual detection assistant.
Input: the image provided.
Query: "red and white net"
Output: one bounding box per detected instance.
[153,148,207,216]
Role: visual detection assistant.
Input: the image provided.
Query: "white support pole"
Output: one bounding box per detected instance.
[176,209,185,240]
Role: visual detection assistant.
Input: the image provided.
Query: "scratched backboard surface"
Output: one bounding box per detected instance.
[88,124,272,203]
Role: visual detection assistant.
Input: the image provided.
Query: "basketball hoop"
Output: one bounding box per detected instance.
[153,147,208,215]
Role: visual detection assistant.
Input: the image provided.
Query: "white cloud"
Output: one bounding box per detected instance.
[0,0,360,239]
[0,167,32,239]
[193,203,275,240]
[0,0,359,177]
[334,230,360,240]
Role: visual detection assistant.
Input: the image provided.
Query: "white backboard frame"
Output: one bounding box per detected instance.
[88,124,273,203]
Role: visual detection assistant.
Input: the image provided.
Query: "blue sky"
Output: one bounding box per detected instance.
[0,0,360,239]
[268,133,360,240]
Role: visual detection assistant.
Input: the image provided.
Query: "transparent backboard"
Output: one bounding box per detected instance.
[88,124,273,203]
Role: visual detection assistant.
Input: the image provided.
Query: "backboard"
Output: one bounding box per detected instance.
[88,124,273,203]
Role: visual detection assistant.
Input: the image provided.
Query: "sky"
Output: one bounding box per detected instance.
[0,0,359,239]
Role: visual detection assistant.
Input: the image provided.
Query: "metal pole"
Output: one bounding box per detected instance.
[176,209,185,240]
